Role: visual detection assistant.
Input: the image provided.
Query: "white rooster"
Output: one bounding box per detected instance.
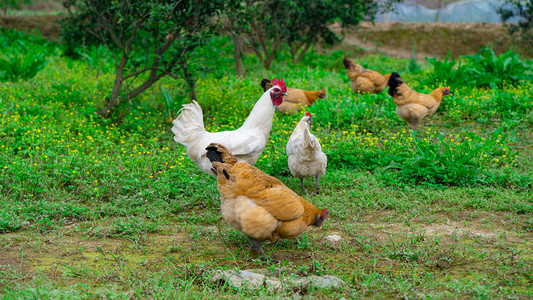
[172,78,287,176]
[286,113,327,194]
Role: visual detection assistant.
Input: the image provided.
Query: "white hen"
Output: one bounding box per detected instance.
[286,113,327,194]
[172,78,287,176]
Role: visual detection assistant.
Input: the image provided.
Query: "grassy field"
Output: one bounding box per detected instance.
[1,30,532,298]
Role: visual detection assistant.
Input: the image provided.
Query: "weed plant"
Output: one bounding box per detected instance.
[381,128,526,187]
[0,28,56,82]
[424,47,533,90]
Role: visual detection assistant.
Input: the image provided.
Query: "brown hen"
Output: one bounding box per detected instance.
[343,57,390,94]
[261,79,325,114]
[206,143,328,262]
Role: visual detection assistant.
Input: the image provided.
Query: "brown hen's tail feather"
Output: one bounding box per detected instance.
[260,79,273,92]
[384,73,392,83]
[388,72,403,97]
[205,143,238,165]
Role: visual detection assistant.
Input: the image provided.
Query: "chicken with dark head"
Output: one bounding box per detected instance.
[388,72,450,129]
[206,143,328,262]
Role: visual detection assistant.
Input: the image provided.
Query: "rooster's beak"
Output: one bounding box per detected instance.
[282,92,287,96]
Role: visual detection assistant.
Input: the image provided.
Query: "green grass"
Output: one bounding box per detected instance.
[0,33,532,298]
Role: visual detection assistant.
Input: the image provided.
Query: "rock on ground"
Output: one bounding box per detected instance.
[209,269,345,290]
[325,234,342,242]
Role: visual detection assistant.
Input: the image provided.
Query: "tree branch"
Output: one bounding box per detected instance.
[296,38,314,63]
[122,67,169,81]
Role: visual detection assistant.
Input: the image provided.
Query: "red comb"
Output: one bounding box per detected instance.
[271,77,287,93]
[321,208,328,218]
[305,112,312,117]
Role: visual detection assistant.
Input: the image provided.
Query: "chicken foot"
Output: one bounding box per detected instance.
[248,237,279,263]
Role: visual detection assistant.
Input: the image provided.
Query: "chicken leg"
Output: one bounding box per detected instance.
[300,178,307,194]
[248,237,279,263]
[315,175,321,194]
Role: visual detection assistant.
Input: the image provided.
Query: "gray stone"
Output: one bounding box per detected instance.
[208,269,345,290]
[307,275,345,288]
[325,234,342,242]
[291,274,345,289]
[209,269,283,290]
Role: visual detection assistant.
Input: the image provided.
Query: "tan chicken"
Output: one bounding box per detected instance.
[261,79,325,114]
[206,143,328,262]
[388,72,450,129]
[343,57,391,94]
[286,113,327,194]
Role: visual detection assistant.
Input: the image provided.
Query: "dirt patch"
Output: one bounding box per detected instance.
[2,211,531,268]
[21,0,64,12]
[371,220,500,239]
[405,0,464,9]
[0,15,63,41]
[335,22,533,59]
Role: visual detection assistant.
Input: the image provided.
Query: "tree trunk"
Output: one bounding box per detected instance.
[295,41,313,63]
[98,53,128,118]
[180,60,197,101]
[188,82,197,101]
[289,42,297,63]
[232,34,244,77]
[262,43,280,69]
[263,55,275,69]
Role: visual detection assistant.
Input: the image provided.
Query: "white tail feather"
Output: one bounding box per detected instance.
[171,100,205,147]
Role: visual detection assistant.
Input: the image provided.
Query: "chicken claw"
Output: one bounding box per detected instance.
[249,237,280,263]
[314,175,321,194]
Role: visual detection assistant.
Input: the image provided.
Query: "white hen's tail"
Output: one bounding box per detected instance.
[171,100,205,147]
